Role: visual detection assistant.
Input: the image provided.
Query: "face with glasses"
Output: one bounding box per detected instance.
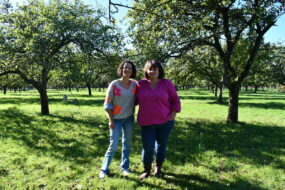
[122,63,133,78]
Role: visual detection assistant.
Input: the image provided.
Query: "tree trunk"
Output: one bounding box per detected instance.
[3,86,7,94]
[214,86,218,97]
[87,85,92,96]
[227,85,240,123]
[254,86,258,93]
[217,86,223,103]
[245,86,248,91]
[210,86,214,94]
[38,87,49,115]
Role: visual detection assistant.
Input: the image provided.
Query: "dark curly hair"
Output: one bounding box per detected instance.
[117,60,136,78]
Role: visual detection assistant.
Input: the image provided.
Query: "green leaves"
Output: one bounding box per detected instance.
[127,0,285,122]
[0,0,123,114]
[1,0,121,78]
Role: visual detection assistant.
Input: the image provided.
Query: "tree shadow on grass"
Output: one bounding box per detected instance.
[240,91,284,95]
[168,120,285,170]
[114,172,230,190]
[58,94,105,98]
[1,108,284,189]
[113,171,265,190]
[241,97,285,100]
[0,97,40,105]
[60,98,104,106]
[162,120,285,189]
[180,95,285,102]
[238,102,285,110]
[163,173,265,190]
[208,101,285,110]
[179,95,217,101]
[0,107,109,165]
[0,96,104,107]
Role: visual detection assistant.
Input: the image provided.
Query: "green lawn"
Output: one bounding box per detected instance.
[0,89,284,189]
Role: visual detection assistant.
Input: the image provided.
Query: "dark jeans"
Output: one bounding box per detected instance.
[141,120,174,164]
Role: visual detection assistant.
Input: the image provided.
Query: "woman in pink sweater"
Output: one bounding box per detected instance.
[136,60,181,180]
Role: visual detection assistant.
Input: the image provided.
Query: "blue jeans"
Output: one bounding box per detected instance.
[100,115,134,173]
[141,120,174,164]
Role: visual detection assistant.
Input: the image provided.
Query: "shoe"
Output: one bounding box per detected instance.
[139,163,151,180]
[99,171,106,179]
[122,170,130,176]
[154,161,164,178]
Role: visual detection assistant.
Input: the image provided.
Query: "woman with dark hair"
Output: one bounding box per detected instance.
[136,60,181,180]
[99,60,137,178]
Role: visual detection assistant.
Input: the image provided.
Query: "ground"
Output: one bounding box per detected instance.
[0,89,284,189]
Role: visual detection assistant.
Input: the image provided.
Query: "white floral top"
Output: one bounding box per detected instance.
[104,79,137,119]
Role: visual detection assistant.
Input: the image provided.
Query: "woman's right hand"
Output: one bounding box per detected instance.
[109,121,115,129]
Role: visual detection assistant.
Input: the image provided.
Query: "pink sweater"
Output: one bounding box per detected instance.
[136,78,181,126]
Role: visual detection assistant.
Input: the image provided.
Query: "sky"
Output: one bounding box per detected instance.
[5,0,285,45]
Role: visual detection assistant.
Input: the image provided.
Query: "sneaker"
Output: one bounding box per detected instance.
[122,170,130,176]
[99,171,106,179]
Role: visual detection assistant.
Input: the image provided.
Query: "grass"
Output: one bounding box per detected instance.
[0,89,284,190]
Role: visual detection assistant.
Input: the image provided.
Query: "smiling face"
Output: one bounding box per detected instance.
[146,66,159,80]
[122,62,133,78]
[143,60,164,80]
[117,61,136,78]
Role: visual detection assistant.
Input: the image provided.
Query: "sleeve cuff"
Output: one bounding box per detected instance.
[172,107,181,113]
[104,104,113,110]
